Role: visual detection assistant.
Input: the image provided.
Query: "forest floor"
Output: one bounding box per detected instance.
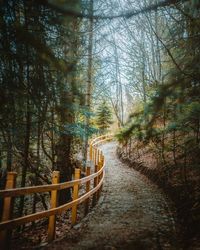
[45,142,179,250]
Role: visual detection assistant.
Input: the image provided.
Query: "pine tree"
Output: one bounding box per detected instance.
[95,101,113,134]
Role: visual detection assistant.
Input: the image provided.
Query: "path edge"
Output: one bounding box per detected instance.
[116,146,183,249]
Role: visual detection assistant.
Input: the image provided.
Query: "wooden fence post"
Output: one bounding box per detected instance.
[99,151,103,162]
[96,162,101,201]
[84,166,91,215]
[95,149,98,166]
[72,168,80,225]
[94,148,98,166]
[92,165,98,207]
[93,148,96,164]
[97,149,100,165]
[99,155,104,194]
[89,144,92,161]
[47,171,60,242]
[0,172,17,250]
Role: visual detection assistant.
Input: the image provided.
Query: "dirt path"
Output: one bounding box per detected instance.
[47,142,178,250]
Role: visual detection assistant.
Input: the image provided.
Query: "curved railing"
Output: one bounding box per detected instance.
[0,134,113,249]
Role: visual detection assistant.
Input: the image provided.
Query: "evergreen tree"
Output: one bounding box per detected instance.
[95,101,113,134]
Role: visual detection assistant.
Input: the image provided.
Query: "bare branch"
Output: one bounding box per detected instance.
[37,0,188,20]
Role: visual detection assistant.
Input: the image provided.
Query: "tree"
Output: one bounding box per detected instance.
[115,0,200,244]
[0,0,85,211]
[82,0,94,169]
[95,100,113,134]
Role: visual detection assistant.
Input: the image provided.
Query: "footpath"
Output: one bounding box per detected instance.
[47,142,178,250]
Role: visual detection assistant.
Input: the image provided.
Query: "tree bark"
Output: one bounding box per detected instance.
[83,0,94,169]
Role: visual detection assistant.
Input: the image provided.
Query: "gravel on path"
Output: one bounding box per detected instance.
[46,142,179,250]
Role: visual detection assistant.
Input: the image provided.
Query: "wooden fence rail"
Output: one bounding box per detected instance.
[0,134,113,249]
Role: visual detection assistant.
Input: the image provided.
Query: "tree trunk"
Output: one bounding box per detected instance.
[56,90,73,204]
[19,98,31,217]
[83,0,94,169]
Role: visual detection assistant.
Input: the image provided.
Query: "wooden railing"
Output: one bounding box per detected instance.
[0,134,113,249]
